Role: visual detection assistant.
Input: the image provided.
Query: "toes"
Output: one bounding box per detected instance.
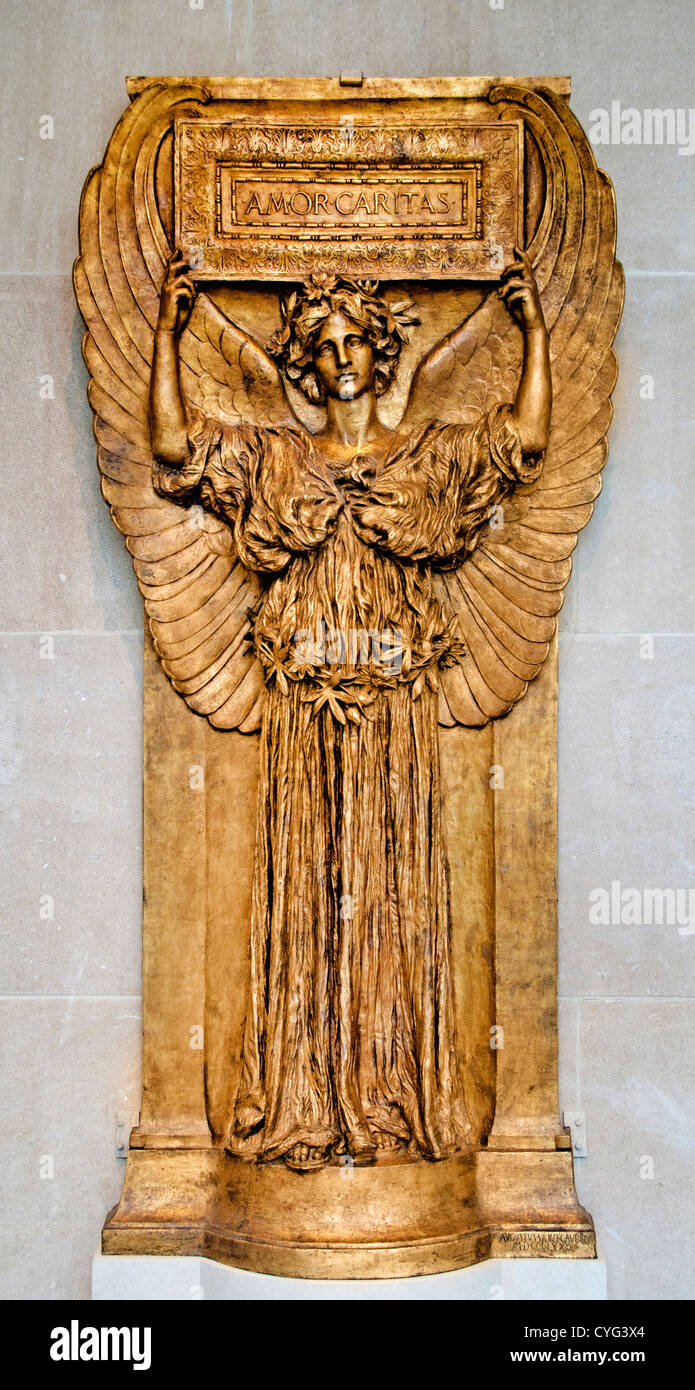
[372,1130,399,1149]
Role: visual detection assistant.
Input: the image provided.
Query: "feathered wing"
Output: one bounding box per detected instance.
[403,85,624,728]
[74,82,297,732]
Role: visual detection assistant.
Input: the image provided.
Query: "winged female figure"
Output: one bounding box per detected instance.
[147,252,550,1171]
[76,81,620,1177]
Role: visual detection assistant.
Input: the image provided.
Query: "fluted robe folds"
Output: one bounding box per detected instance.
[154,407,542,1167]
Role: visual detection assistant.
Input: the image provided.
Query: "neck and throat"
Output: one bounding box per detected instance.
[321,392,393,454]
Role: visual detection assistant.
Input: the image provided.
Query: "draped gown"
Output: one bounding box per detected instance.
[154,404,542,1168]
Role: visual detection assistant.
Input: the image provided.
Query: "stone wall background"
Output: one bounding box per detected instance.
[1,0,693,1300]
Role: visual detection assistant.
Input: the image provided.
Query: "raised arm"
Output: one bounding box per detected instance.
[149,251,196,464]
[499,247,552,456]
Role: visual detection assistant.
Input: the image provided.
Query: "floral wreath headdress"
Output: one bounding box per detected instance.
[267,273,420,402]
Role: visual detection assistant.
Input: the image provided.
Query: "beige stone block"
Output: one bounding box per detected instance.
[574,999,695,1299]
[557,573,579,633]
[1,1,232,276]
[558,997,580,1116]
[0,633,143,996]
[575,275,695,634]
[0,274,141,632]
[558,633,695,998]
[0,996,140,1299]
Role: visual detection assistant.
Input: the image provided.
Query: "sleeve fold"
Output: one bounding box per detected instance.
[350,406,544,567]
[152,407,251,521]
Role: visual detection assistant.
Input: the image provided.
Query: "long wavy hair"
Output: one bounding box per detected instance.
[267,274,419,404]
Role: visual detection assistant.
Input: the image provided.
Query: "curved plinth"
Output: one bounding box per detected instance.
[103,1146,595,1279]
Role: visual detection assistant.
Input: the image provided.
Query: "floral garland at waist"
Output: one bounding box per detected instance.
[252,619,466,724]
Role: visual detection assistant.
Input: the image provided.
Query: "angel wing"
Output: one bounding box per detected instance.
[74,82,296,732]
[402,85,624,728]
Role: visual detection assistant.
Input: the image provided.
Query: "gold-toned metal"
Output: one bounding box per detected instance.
[176,114,521,279]
[75,74,622,1278]
[125,75,572,99]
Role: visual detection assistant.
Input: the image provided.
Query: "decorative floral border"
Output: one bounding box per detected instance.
[175,119,522,280]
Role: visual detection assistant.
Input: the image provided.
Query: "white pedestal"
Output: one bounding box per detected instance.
[93,1253,607,1301]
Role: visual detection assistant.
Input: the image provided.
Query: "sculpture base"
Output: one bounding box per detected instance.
[103,1146,595,1280]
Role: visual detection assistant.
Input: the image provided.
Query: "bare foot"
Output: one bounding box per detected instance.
[284,1142,329,1172]
[347,1129,378,1165]
[372,1131,403,1152]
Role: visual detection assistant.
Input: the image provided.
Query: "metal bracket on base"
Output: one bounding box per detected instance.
[562,1111,588,1159]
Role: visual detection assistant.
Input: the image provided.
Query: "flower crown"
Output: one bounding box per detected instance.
[267,274,420,401]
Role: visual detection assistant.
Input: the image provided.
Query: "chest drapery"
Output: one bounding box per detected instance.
[153,407,541,705]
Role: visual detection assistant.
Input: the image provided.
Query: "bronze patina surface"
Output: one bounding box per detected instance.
[76,74,622,1277]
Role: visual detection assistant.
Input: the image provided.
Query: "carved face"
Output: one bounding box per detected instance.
[312,311,376,402]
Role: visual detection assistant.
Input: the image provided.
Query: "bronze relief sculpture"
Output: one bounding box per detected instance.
[76,76,622,1276]
[150,255,550,1172]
